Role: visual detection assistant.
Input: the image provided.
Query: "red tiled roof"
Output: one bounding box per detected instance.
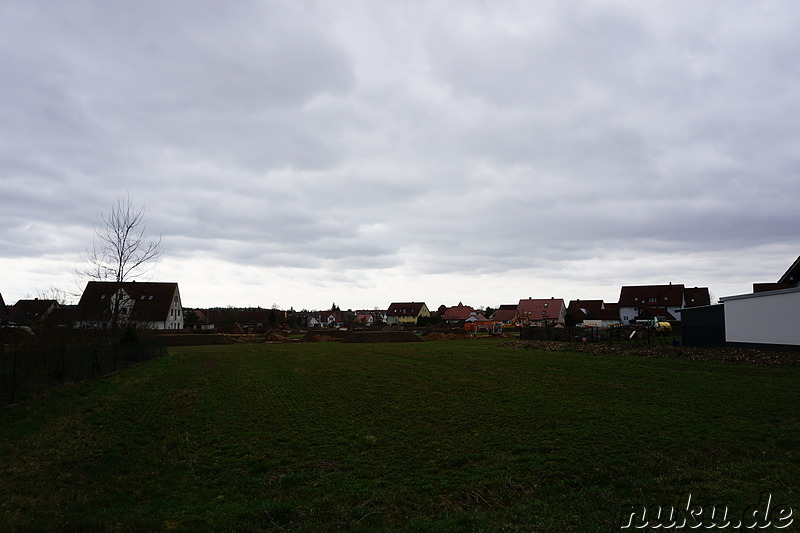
[492,304,518,322]
[442,302,474,321]
[618,285,685,307]
[517,298,565,321]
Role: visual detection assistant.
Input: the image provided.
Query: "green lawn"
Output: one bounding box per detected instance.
[1,340,798,531]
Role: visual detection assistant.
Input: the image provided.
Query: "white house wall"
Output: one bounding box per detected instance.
[722,289,800,347]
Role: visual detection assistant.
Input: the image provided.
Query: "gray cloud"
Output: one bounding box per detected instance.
[2,0,799,307]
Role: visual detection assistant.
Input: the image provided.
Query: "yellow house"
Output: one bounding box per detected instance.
[386,302,430,326]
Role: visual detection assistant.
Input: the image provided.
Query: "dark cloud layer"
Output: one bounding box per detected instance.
[2,1,799,307]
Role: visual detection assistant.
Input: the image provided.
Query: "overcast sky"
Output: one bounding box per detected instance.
[2,1,799,310]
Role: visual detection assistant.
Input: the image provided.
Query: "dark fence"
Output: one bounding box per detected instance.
[0,330,167,406]
[519,324,681,346]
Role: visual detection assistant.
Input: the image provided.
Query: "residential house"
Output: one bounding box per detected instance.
[386,302,430,326]
[753,255,800,293]
[464,310,489,323]
[324,311,350,328]
[76,281,184,330]
[720,287,800,348]
[517,298,566,326]
[566,300,604,324]
[566,300,621,328]
[355,309,387,325]
[188,309,215,330]
[354,314,375,326]
[43,306,77,328]
[442,302,474,324]
[0,292,7,321]
[779,255,800,287]
[10,299,60,326]
[491,304,520,325]
[711,254,800,349]
[617,284,710,323]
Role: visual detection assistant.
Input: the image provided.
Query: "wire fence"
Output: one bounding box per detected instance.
[0,330,167,406]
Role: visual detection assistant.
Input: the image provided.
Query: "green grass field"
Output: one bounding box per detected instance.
[1,340,798,531]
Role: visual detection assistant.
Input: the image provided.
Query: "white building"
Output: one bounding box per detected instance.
[720,287,800,348]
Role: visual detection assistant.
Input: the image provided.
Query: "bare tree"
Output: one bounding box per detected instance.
[77,195,164,343]
[81,194,164,283]
[25,286,71,305]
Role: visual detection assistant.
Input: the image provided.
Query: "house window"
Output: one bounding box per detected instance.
[648,297,657,303]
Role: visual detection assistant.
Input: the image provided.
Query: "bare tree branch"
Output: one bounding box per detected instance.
[79,193,164,283]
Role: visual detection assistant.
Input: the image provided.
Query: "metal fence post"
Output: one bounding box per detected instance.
[11,348,18,405]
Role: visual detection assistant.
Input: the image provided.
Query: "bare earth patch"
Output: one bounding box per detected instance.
[503,340,800,366]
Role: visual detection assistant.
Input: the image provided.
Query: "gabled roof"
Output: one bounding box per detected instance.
[77,281,179,322]
[387,302,427,317]
[466,311,489,322]
[492,304,518,322]
[326,311,349,323]
[566,300,605,318]
[0,292,7,317]
[778,255,800,286]
[618,284,685,307]
[594,303,620,321]
[442,302,474,321]
[517,298,565,321]
[12,299,59,322]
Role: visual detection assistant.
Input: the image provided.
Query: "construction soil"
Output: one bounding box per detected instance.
[503,339,800,366]
[302,331,422,343]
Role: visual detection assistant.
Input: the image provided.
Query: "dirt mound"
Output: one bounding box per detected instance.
[303,333,340,342]
[263,330,287,342]
[422,332,469,341]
